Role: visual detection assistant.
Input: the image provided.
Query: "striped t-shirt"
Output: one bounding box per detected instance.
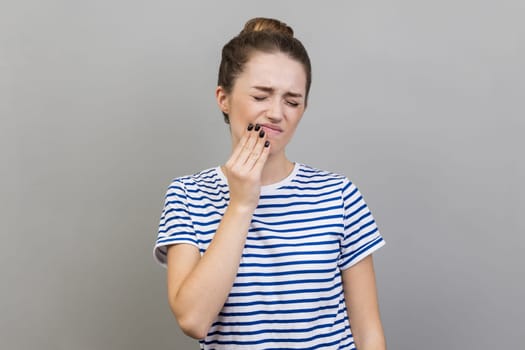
[154,163,385,350]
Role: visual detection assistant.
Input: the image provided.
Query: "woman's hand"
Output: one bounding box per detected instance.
[222,123,270,212]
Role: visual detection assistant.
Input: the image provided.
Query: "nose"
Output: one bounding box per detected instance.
[266,98,284,123]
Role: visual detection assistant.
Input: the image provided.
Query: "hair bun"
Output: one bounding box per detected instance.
[240,17,294,37]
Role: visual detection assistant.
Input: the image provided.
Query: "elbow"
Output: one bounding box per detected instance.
[169,298,211,339]
[176,312,211,340]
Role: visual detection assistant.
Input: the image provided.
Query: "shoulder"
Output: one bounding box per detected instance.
[295,163,351,188]
[166,167,226,194]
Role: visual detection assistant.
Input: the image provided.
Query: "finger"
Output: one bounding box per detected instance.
[226,124,253,167]
[235,127,260,166]
[243,129,268,171]
[251,138,271,174]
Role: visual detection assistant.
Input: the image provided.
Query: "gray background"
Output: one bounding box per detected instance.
[1,0,523,349]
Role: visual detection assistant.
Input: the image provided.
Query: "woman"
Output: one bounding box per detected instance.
[154,17,386,350]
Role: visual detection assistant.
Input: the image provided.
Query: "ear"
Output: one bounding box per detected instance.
[216,86,230,114]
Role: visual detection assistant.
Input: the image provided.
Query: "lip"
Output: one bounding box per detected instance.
[261,124,283,136]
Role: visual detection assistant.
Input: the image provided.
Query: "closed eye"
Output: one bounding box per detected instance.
[286,100,299,107]
[252,96,267,101]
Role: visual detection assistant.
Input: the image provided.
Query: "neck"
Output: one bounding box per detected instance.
[260,152,294,186]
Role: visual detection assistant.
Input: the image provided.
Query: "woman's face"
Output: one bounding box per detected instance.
[217,51,307,157]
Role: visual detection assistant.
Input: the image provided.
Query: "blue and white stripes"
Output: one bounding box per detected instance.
[154,163,385,349]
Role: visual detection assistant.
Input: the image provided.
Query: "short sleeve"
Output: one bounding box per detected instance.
[153,179,198,267]
[338,178,385,270]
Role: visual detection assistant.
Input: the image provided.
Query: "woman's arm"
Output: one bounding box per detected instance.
[166,125,270,339]
[342,255,386,350]
[166,204,254,339]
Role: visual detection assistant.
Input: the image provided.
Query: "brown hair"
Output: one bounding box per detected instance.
[218,17,312,124]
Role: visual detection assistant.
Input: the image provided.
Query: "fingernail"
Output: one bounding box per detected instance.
[259,130,265,137]
[264,140,270,147]
[254,124,261,131]
[247,123,254,131]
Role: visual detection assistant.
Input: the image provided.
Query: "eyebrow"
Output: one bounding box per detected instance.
[252,86,303,98]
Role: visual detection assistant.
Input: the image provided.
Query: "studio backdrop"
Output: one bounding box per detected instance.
[1,1,523,349]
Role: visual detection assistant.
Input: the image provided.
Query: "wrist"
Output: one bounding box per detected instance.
[227,201,257,215]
